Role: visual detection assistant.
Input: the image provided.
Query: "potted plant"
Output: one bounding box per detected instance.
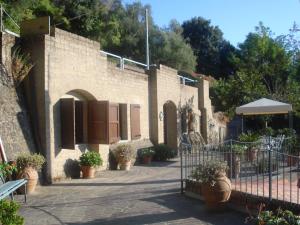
[239,132,260,162]
[16,153,45,194]
[140,148,155,164]
[224,144,246,178]
[113,144,134,170]
[191,160,231,209]
[79,151,103,179]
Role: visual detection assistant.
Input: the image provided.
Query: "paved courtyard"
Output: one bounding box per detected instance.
[17,159,245,225]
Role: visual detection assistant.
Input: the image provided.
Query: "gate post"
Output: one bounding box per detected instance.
[180,143,184,194]
[268,136,272,202]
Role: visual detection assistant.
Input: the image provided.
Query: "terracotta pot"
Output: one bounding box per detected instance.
[201,173,231,209]
[119,160,131,171]
[224,153,240,179]
[142,156,152,164]
[18,166,38,194]
[247,148,258,162]
[81,166,96,179]
[287,156,299,167]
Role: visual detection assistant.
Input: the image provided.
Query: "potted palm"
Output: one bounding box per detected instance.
[16,153,45,194]
[79,151,103,179]
[191,160,231,209]
[113,144,134,170]
[140,148,155,164]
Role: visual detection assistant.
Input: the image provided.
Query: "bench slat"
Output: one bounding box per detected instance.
[0,179,27,200]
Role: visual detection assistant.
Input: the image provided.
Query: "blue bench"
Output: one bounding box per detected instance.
[0,174,27,202]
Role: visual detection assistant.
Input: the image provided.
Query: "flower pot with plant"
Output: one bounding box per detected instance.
[191,160,231,209]
[16,153,45,194]
[224,144,246,179]
[239,132,260,162]
[140,148,155,164]
[113,144,134,170]
[79,151,103,179]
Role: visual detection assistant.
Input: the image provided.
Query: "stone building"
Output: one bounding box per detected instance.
[0,19,227,182]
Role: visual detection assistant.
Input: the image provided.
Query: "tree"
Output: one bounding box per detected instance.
[211,23,293,117]
[182,16,236,78]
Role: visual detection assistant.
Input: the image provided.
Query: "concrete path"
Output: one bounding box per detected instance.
[18,159,245,225]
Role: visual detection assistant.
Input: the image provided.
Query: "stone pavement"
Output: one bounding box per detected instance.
[17,159,245,225]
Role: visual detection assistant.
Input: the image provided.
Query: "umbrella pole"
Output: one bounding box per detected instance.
[289,111,293,130]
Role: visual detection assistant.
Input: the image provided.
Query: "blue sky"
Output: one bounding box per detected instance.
[123,0,300,46]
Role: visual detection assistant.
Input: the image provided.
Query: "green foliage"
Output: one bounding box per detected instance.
[190,160,228,186]
[238,132,260,143]
[250,208,300,225]
[0,162,17,180]
[113,144,134,163]
[139,147,155,157]
[153,144,177,161]
[79,151,103,167]
[182,16,236,78]
[16,153,45,171]
[0,0,196,72]
[211,23,297,118]
[231,144,247,155]
[0,200,24,225]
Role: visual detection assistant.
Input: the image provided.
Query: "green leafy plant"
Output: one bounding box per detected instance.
[190,160,228,186]
[153,144,177,161]
[0,162,17,180]
[16,153,45,171]
[113,144,134,163]
[79,151,103,167]
[0,200,24,225]
[239,132,260,143]
[246,205,300,225]
[231,144,247,155]
[139,148,155,157]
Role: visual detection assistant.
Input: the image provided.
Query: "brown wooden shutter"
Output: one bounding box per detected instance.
[109,103,120,144]
[75,101,84,144]
[88,101,109,144]
[130,104,141,140]
[60,98,75,149]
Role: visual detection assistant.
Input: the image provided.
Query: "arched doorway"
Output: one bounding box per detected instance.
[163,101,177,149]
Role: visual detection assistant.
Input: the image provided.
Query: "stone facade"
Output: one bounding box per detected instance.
[0,26,227,182]
[0,33,36,160]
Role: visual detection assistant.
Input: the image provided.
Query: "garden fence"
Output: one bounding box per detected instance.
[180,137,300,207]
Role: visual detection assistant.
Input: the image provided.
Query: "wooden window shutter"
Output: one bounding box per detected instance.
[75,101,84,144]
[88,101,109,144]
[109,103,120,144]
[60,98,75,149]
[130,104,141,140]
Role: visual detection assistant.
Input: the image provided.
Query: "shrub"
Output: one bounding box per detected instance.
[190,160,228,187]
[231,144,247,155]
[153,144,177,161]
[0,162,17,179]
[16,153,45,171]
[79,151,103,167]
[113,144,134,163]
[0,200,24,225]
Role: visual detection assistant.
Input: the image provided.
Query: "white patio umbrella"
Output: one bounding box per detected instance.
[235,98,293,132]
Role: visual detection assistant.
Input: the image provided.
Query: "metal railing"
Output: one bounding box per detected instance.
[180,137,300,206]
[0,4,20,37]
[100,50,147,70]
